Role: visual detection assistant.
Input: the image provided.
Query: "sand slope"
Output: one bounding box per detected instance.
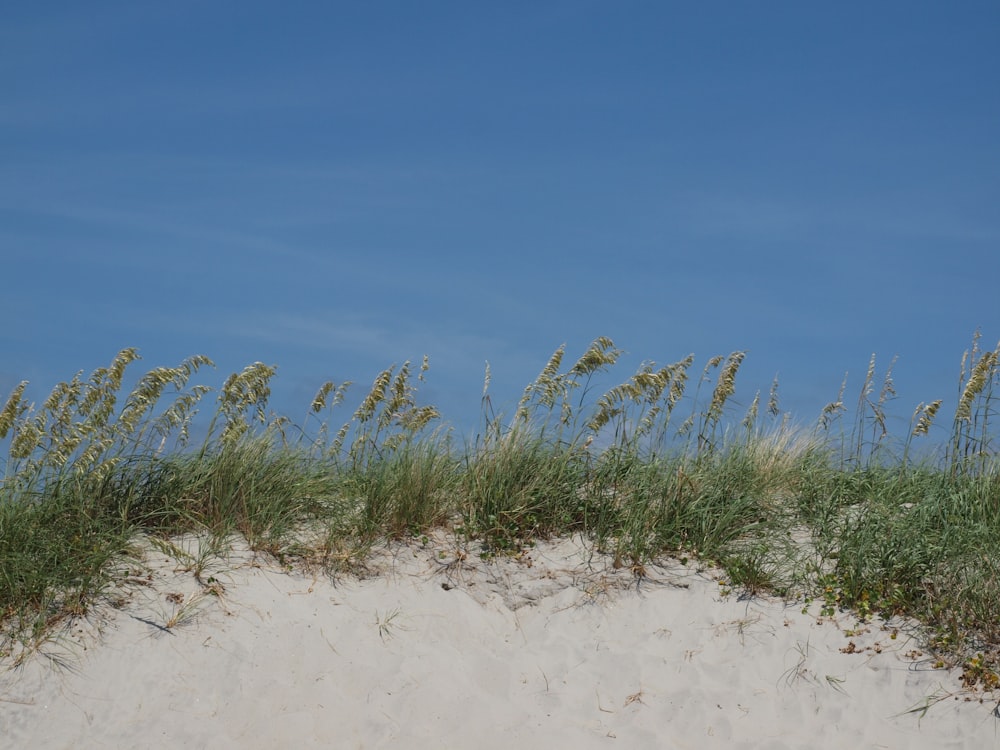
[3,534,997,749]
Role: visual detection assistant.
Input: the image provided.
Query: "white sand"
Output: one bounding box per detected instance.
[3,533,997,749]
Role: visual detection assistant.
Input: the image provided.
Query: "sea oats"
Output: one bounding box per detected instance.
[692,351,747,454]
[818,373,848,431]
[355,367,393,423]
[539,345,565,381]
[677,414,694,436]
[382,433,406,452]
[559,398,572,426]
[767,374,780,418]
[948,337,999,473]
[42,375,80,414]
[589,381,640,433]
[707,351,745,423]
[569,337,621,378]
[516,344,565,422]
[10,417,42,461]
[331,421,351,456]
[913,400,943,436]
[666,356,693,411]
[73,437,115,477]
[818,400,844,431]
[482,361,492,398]
[637,403,663,437]
[380,361,417,429]
[0,381,28,439]
[118,368,174,436]
[79,349,141,430]
[743,390,760,432]
[152,387,211,447]
[107,347,140,392]
[130,353,215,442]
[625,365,671,442]
[212,361,278,447]
[220,363,276,419]
[589,359,679,438]
[631,365,668,401]
[310,382,336,413]
[307,380,350,427]
[398,404,440,434]
[868,355,898,441]
[218,418,249,446]
[955,350,996,423]
[959,329,982,389]
[860,353,877,402]
[878,357,898,403]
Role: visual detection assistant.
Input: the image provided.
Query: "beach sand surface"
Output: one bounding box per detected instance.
[3,533,997,749]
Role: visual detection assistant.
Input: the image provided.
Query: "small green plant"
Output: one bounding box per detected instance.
[961,653,1000,691]
[816,576,842,618]
[723,548,775,598]
[162,590,211,631]
[375,608,404,642]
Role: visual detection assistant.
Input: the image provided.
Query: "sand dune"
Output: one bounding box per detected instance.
[4,533,997,749]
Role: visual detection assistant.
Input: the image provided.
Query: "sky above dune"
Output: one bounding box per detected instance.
[2,1,998,447]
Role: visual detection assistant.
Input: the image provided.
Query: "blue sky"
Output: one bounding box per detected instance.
[2,1,998,445]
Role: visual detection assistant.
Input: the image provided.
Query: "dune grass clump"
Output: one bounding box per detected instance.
[1,333,998,688]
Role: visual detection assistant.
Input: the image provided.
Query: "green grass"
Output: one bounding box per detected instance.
[1,333,998,689]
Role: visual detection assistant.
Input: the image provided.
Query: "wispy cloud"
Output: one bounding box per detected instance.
[666,188,999,247]
[670,191,814,242]
[207,310,519,376]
